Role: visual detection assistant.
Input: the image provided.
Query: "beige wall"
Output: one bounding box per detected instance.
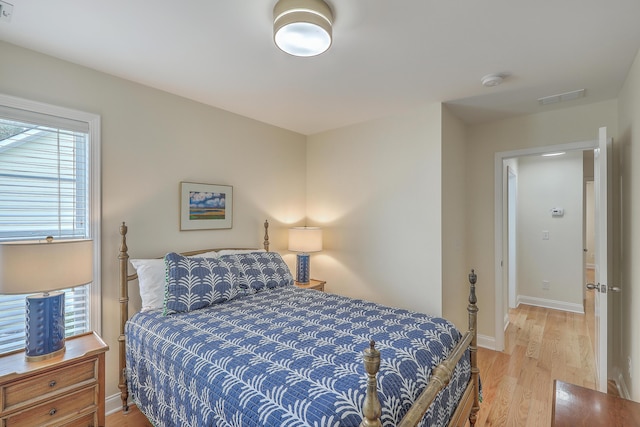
[441,106,469,331]
[466,100,618,341]
[617,47,640,401]
[0,41,307,400]
[306,104,445,316]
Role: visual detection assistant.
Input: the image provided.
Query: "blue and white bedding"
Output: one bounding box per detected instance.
[126,286,471,427]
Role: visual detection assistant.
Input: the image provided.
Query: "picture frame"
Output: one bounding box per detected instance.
[180,182,233,230]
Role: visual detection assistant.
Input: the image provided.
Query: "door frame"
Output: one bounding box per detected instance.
[494,139,599,351]
[507,166,517,311]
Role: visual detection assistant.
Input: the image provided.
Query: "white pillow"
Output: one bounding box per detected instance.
[130,259,165,312]
[217,249,266,256]
[131,252,221,312]
[192,250,220,259]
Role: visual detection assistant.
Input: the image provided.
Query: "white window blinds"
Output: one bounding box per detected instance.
[0,106,93,354]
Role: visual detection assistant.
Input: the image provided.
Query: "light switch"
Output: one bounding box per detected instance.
[542,230,550,240]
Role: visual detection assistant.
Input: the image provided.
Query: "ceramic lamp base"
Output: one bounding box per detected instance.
[296,253,310,284]
[25,291,66,362]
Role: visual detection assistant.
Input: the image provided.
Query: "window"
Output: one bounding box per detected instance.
[0,95,101,354]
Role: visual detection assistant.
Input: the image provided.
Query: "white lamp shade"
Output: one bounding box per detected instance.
[0,239,93,294]
[288,227,322,253]
[273,0,333,57]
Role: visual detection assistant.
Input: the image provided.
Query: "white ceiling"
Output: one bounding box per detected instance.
[1,1,639,135]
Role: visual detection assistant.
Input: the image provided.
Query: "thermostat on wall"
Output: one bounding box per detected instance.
[551,207,564,217]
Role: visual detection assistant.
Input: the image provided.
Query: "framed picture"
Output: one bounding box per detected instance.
[180,182,233,230]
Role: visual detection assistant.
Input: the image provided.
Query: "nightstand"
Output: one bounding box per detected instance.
[294,279,326,292]
[0,331,108,427]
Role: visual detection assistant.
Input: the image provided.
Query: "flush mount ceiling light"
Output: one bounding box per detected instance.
[273,0,333,57]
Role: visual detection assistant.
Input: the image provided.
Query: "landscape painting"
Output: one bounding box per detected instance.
[189,191,226,220]
[180,182,233,230]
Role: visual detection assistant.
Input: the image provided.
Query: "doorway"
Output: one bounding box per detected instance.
[494,139,600,352]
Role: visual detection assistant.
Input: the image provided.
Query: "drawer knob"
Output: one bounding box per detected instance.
[49,408,57,416]
[49,380,57,387]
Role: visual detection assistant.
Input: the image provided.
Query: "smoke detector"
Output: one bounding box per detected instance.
[481,74,505,87]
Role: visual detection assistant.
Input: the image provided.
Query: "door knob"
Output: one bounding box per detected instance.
[586,283,598,291]
[608,285,621,293]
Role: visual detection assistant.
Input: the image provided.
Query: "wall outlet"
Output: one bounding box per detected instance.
[543,280,550,290]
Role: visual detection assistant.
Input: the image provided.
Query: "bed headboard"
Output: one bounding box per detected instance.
[116,219,270,412]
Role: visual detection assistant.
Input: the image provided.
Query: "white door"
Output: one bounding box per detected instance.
[592,126,611,392]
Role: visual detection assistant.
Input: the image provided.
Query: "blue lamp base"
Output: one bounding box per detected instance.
[25,291,66,362]
[296,253,311,284]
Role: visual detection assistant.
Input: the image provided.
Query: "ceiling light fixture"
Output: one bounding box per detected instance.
[273,0,333,57]
[542,152,566,157]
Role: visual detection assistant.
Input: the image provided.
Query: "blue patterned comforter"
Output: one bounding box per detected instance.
[126,286,471,426]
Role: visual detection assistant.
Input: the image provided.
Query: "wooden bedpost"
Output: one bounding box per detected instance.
[263,219,270,252]
[360,340,383,427]
[118,222,130,413]
[468,269,480,425]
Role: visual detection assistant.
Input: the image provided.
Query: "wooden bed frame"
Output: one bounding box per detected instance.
[117,221,480,426]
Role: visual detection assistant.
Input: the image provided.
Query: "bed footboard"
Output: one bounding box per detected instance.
[362,270,480,427]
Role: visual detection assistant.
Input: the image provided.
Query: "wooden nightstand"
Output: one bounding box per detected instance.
[294,279,326,292]
[0,331,108,427]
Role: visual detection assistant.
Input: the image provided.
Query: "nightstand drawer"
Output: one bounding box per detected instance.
[2,385,97,427]
[61,410,98,427]
[2,359,98,412]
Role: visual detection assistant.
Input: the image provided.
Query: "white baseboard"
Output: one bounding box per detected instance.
[613,366,631,400]
[106,393,128,416]
[477,334,495,350]
[517,295,584,314]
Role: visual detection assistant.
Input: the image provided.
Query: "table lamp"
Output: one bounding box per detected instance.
[288,227,322,284]
[0,238,93,361]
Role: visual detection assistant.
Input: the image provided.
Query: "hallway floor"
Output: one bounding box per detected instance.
[475,299,597,426]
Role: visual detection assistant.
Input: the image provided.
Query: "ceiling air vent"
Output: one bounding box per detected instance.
[538,89,585,105]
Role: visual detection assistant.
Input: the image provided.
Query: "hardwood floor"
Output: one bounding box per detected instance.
[106,295,599,426]
[106,405,153,427]
[475,299,597,426]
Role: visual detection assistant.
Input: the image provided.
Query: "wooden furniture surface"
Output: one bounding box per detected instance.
[0,331,108,427]
[294,278,325,291]
[552,380,640,426]
[117,221,480,426]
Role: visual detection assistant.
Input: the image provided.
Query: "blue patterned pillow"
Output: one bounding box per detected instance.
[164,253,242,315]
[220,252,294,293]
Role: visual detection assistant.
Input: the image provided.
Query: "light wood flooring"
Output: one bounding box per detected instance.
[106,404,153,427]
[107,291,599,426]
[474,299,597,426]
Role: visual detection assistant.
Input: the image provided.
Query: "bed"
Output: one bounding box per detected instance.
[117,221,480,426]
